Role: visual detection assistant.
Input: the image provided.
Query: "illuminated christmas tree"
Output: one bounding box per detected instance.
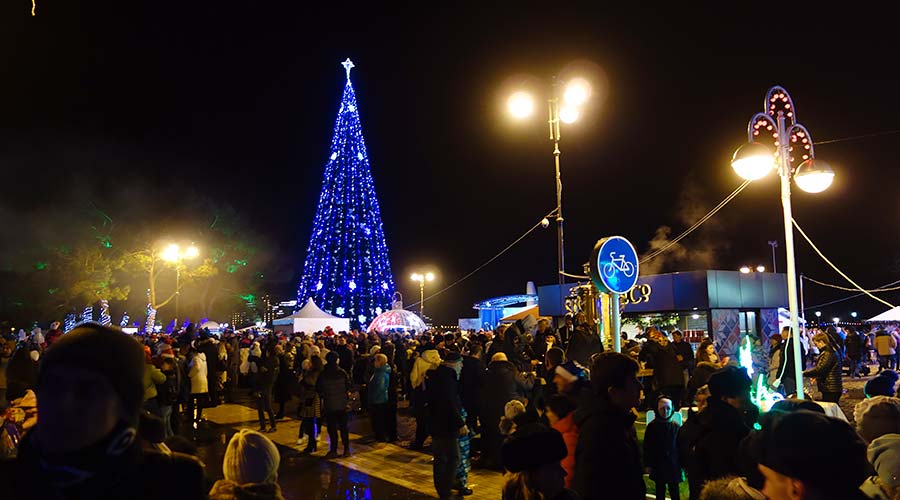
[296,59,396,326]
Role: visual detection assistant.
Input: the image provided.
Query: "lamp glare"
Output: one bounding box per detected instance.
[508,92,534,119]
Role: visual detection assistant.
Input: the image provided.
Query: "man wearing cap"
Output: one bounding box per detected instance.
[684,366,758,493]
[757,410,871,499]
[426,351,468,500]
[501,424,576,500]
[0,324,205,499]
[553,360,591,409]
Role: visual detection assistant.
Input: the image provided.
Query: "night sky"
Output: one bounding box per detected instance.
[2,3,899,324]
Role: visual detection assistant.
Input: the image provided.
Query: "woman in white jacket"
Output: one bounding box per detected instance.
[188,350,209,429]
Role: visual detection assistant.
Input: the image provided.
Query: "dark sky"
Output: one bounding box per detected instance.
[2,2,899,323]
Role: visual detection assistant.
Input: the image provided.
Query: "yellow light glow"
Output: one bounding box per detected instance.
[508,91,534,119]
[425,272,435,282]
[740,266,751,274]
[756,265,766,272]
[184,245,200,259]
[563,78,591,106]
[559,105,580,124]
[161,244,180,263]
[731,142,774,181]
[411,273,422,282]
[794,159,834,193]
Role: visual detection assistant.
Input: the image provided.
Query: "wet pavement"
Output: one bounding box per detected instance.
[183,401,434,499]
[182,394,506,499]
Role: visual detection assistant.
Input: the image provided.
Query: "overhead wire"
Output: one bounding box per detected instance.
[814,129,900,145]
[640,180,751,264]
[406,208,558,309]
[802,275,900,293]
[791,217,896,309]
[804,278,900,310]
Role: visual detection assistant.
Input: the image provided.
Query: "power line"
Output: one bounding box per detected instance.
[803,275,900,293]
[792,218,896,309]
[804,278,900,310]
[814,129,900,145]
[406,208,558,309]
[640,180,751,264]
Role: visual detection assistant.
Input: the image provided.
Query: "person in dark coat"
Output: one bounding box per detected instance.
[565,315,604,368]
[501,423,577,500]
[572,352,645,500]
[317,351,352,457]
[255,343,279,433]
[0,325,206,500]
[680,366,756,496]
[426,352,468,500]
[639,328,686,409]
[844,327,864,378]
[803,332,842,403]
[643,396,682,500]
[273,344,295,419]
[671,329,695,379]
[777,327,806,397]
[557,315,575,349]
[531,319,560,362]
[196,330,220,407]
[479,353,529,471]
[460,343,486,432]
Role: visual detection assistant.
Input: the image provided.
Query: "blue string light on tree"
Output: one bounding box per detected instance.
[98,299,111,326]
[145,303,157,334]
[120,311,130,327]
[296,59,396,327]
[81,305,94,325]
[63,313,76,333]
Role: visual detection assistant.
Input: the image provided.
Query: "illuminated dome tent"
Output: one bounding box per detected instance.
[367,309,428,336]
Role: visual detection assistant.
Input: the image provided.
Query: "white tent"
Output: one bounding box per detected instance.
[868,306,900,322]
[272,298,351,334]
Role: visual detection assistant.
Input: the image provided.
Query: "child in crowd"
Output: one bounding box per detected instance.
[644,396,682,500]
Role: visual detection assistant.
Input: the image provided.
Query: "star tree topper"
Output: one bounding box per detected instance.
[342,58,355,80]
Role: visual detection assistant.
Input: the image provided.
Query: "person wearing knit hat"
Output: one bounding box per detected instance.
[501,424,574,500]
[854,396,900,443]
[757,410,871,500]
[0,324,206,500]
[210,429,284,500]
[861,433,900,500]
[865,370,900,398]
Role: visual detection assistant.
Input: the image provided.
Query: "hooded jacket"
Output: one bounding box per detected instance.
[410,349,441,389]
[188,352,208,394]
[368,364,391,405]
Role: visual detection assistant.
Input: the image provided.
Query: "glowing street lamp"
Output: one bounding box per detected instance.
[739,266,751,274]
[507,75,593,288]
[161,243,200,327]
[732,86,835,400]
[756,265,766,273]
[410,271,436,318]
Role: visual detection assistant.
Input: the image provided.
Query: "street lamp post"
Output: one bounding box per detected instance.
[768,240,778,273]
[508,77,591,286]
[731,86,834,400]
[161,243,200,328]
[410,272,435,318]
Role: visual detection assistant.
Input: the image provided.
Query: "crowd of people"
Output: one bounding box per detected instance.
[1,317,900,500]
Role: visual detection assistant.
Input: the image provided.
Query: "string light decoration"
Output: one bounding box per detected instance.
[98,299,111,326]
[63,313,76,333]
[120,311,130,327]
[80,305,94,325]
[145,303,157,333]
[296,59,396,326]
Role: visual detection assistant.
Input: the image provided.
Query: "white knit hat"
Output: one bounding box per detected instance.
[223,429,280,484]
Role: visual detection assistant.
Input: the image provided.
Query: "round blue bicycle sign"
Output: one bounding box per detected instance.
[589,236,640,294]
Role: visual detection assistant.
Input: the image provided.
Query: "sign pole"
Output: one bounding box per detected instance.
[612,293,621,353]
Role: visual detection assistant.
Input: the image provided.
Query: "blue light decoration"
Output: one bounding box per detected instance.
[144,303,157,334]
[296,59,396,327]
[80,305,94,325]
[63,313,76,333]
[120,311,130,327]
[98,299,111,326]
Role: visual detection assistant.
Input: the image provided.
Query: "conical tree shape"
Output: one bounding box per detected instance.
[296,60,396,326]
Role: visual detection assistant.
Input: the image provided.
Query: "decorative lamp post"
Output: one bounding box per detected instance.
[410,272,435,318]
[161,243,200,328]
[731,86,834,399]
[507,76,592,286]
